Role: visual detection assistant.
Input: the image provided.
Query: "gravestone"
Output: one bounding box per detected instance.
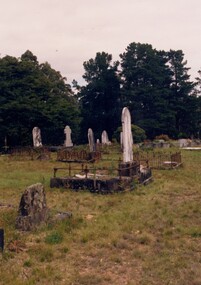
[101,130,110,145]
[178,138,190,148]
[88,128,96,152]
[121,107,133,162]
[32,127,42,147]
[16,183,48,231]
[64,125,73,147]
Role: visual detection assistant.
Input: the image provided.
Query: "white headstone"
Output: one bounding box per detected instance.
[178,138,189,148]
[101,130,110,145]
[64,126,73,147]
[32,127,42,147]
[88,128,95,152]
[121,107,133,162]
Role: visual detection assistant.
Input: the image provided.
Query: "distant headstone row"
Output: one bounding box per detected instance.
[32,125,74,148]
[32,106,159,155]
[32,125,113,152]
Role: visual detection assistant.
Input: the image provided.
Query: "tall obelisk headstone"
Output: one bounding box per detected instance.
[122,107,133,163]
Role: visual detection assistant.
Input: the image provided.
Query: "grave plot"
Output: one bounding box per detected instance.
[8,146,51,160]
[50,159,152,194]
[50,107,152,193]
[133,150,182,169]
[57,148,101,163]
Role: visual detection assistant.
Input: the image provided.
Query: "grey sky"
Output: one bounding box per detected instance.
[1,0,201,85]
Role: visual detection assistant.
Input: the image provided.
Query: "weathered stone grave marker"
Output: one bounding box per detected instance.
[64,125,73,147]
[16,183,48,231]
[88,128,96,152]
[101,130,110,145]
[32,127,42,147]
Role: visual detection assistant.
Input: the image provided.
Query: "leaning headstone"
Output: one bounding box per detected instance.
[101,130,110,145]
[88,128,96,152]
[121,107,133,162]
[64,125,73,147]
[32,127,42,147]
[16,183,48,231]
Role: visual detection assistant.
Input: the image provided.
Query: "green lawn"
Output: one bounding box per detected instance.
[0,148,201,285]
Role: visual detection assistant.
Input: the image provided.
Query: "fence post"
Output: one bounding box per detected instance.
[69,164,71,177]
[0,229,4,252]
[53,168,57,178]
[84,165,89,178]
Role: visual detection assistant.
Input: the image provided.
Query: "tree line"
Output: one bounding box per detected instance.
[0,43,201,147]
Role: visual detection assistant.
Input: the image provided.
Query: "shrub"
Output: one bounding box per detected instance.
[155,134,170,141]
[113,124,146,143]
[45,231,63,245]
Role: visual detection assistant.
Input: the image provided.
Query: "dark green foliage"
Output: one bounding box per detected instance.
[194,71,201,137]
[0,51,80,147]
[0,44,200,146]
[120,43,173,138]
[120,43,199,139]
[78,52,121,142]
[167,50,197,137]
[45,231,63,244]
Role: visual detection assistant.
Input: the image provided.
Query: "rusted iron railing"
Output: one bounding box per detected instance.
[53,161,151,182]
[57,149,101,162]
[133,151,182,169]
[8,146,50,160]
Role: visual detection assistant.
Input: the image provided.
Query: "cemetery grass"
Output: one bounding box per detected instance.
[0,149,201,285]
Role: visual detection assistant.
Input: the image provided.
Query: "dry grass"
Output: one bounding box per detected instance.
[0,148,201,285]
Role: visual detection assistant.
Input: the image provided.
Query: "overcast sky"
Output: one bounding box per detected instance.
[1,0,201,85]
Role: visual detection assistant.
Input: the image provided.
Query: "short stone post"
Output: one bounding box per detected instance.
[0,229,4,252]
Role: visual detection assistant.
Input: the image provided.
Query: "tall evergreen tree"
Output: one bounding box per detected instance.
[78,52,121,141]
[168,50,196,137]
[120,42,175,138]
[194,70,201,138]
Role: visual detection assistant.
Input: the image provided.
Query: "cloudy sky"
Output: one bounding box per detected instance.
[1,0,201,85]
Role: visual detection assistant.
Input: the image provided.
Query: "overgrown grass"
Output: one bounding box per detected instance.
[0,148,201,284]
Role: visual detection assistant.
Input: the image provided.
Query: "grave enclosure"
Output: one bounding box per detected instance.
[1,107,187,194]
[50,108,153,193]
